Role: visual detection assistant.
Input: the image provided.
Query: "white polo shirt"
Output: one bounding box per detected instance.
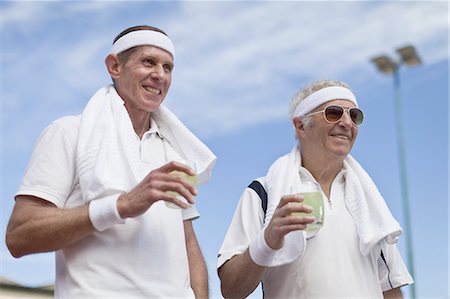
[16,115,199,298]
[218,167,413,298]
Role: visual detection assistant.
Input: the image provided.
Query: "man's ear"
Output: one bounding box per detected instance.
[293,117,307,137]
[105,54,121,80]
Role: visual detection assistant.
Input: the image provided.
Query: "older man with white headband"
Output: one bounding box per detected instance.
[217,80,413,298]
[7,25,216,298]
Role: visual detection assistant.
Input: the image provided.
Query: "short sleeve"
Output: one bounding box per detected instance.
[15,116,80,208]
[378,242,414,291]
[217,179,266,269]
[181,205,200,221]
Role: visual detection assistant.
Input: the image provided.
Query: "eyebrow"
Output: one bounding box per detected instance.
[140,52,174,67]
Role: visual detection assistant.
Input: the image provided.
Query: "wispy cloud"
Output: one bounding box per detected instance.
[1,1,448,142]
[166,1,448,135]
[0,2,52,27]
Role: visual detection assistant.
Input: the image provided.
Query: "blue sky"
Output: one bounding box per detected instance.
[0,1,448,298]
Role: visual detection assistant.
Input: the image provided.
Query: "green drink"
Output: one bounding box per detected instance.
[166,159,197,209]
[292,191,324,232]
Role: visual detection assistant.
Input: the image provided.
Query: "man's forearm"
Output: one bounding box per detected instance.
[6,196,95,257]
[189,250,208,299]
[383,287,404,299]
[218,249,266,299]
[184,220,208,299]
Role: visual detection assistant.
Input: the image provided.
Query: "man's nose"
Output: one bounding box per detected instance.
[151,65,164,81]
[339,110,354,128]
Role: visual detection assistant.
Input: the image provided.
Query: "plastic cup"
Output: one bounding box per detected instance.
[165,159,197,209]
[291,181,324,232]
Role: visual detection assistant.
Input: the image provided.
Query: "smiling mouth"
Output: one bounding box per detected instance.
[143,86,161,95]
[331,134,351,141]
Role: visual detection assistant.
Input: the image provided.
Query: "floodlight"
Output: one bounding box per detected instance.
[396,45,422,66]
[370,55,397,74]
[369,44,422,299]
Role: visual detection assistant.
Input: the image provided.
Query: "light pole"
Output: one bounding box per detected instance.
[371,45,421,299]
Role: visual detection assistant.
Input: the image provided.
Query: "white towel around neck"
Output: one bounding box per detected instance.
[76,85,216,202]
[262,146,402,267]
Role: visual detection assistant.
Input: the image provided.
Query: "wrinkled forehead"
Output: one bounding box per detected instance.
[129,45,174,63]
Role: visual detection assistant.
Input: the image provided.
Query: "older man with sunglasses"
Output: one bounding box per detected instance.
[217,80,413,298]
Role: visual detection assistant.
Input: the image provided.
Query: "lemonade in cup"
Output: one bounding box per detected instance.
[291,181,324,232]
[165,159,197,209]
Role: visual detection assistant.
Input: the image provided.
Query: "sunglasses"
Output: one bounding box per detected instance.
[305,105,364,126]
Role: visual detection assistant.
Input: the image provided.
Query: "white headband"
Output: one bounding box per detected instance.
[110,30,175,59]
[292,86,358,119]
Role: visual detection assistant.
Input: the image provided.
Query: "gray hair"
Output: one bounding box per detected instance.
[289,80,352,128]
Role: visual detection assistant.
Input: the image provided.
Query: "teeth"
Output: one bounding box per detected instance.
[143,86,161,94]
[333,134,350,140]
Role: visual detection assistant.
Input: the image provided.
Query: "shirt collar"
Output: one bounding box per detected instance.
[298,165,347,184]
[144,117,164,139]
